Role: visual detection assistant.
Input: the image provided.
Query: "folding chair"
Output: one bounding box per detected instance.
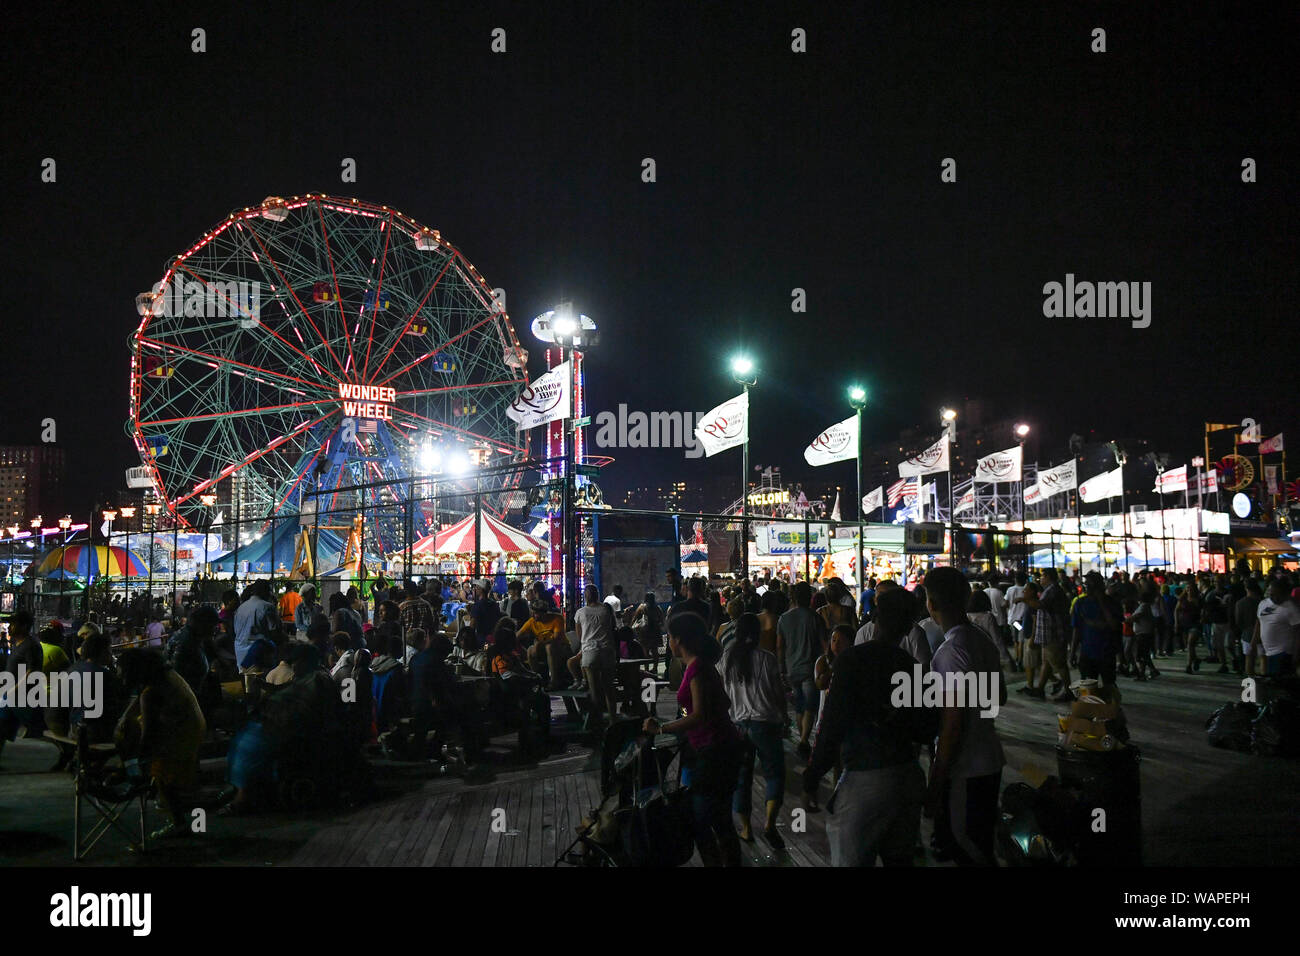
[72,725,149,861]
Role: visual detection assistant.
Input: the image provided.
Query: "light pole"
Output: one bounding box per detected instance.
[145,502,161,605]
[849,385,868,593]
[199,494,217,585]
[941,408,957,563]
[732,354,757,583]
[99,510,115,601]
[119,506,136,603]
[1109,441,1128,566]
[551,308,582,616]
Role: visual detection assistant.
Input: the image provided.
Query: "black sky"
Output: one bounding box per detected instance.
[2,1,1295,517]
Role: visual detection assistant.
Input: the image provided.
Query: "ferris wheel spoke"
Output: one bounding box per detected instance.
[173,259,345,387]
[313,201,361,384]
[359,210,395,382]
[137,337,333,396]
[363,251,456,386]
[238,220,351,381]
[371,311,498,390]
[172,409,338,508]
[394,378,525,401]
[138,397,338,428]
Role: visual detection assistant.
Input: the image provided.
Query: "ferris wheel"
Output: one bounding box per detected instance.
[128,195,531,545]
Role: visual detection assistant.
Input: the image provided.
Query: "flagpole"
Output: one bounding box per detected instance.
[850,391,866,596]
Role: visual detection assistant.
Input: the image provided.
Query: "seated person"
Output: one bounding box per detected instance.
[371,635,408,734]
[222,643,349,815]
[265,643,297,686]
[116,648,206,840]
[486,626,546,728]
[329,632,357,683]
[69,632,127,743]
[520,600,570,689]
[164,605,218,699]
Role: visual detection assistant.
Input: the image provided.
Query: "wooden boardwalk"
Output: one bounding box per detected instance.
[289,736,833,867]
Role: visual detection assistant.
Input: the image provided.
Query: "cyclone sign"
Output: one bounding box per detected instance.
[804,416,858,467]
[505,361,571,430]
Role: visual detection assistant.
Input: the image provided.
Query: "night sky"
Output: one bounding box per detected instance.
[3,2,1295,518]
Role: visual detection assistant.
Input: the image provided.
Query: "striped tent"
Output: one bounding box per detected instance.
[37,545,147,579]
[411,512,546,557]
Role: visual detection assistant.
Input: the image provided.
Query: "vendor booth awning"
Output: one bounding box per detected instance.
[411,512,546,557]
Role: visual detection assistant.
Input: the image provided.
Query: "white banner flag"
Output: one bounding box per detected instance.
[862,486,884,514]
[898,436,950,477]
[693,391,749,458]
[1260,433,1285,455]
[1023,483,1042,504]
[1079,466,1124,503]
[953,489,975,514]
[1199,468,1219,494]
[505,361,571,430]
[973,445,1023,483]
[1153,465,1188,495]
[1035,459,1078,495]
[1266,464,1280,495]
[804,416,859,467]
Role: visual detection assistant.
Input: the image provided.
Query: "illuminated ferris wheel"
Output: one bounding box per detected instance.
[127,195,530,542]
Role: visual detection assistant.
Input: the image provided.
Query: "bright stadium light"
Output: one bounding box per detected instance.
[1014,422,1030,438]
[848,385,867,408]
[419,442,441,473]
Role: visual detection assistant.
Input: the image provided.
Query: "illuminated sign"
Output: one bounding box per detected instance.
[338,383,396,420]
[747,489,790,506]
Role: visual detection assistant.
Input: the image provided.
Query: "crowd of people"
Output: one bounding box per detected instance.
[2,558,1297,862]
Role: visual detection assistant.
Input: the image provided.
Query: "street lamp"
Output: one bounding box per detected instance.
[1014,424,1030,525]
[6,524,18,587]
[119,507,136,599]
[145,502,162,604]
[732,354,757,582]
[199,494,217,582]
[100,510,116,599]
[1108,441,1129,561]
[939,410,957,560]
[848,385,868,593]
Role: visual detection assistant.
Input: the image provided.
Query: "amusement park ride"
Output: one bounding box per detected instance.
[127,195,535,569]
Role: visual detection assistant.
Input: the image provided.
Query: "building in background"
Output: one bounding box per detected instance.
[0,445,66,526]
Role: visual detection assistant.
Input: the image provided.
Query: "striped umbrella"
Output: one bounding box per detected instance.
[411,512,546,556]
[37,545,148,578]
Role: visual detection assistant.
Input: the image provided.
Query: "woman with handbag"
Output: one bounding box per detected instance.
[642,610,743,867]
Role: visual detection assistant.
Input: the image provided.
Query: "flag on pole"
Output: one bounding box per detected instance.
[1265,465,1280,495]
[954,489,975,514]
[887,476,919,507]
[803,416,858,467]
[898,436,950,477]
[505,361,571,430]
[1035,459,1078,495]
[693,391,749,458]
[831,491,841,521]
[1153,465,1188,495]
[1199,469,1219,494]
[973,445,1023,483]
[862,486,884,513]
[1260,433,1285,454]
[1024,483,1042,505]
[1079,466,1124,503]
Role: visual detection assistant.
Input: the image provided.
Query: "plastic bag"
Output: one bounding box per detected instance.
[1205,702,1258,753]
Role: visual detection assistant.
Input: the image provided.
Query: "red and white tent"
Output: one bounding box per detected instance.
[410,512,547,557]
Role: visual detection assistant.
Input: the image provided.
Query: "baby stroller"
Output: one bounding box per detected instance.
[556,717,688,867]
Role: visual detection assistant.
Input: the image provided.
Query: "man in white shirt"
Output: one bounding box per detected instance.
[603,584,624,616]
[1248,579,1300,676]
[984,579,1007,628]
[1004,572,1029,665]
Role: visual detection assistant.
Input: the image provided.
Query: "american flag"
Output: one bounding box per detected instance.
[886,476,919,507]
[357,419,378,434]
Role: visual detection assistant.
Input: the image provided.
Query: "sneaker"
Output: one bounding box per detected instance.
[763,826,786,850]
[1193,659,1202,672]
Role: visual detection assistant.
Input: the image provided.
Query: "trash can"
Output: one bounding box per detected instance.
[1055,745,1142,865]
